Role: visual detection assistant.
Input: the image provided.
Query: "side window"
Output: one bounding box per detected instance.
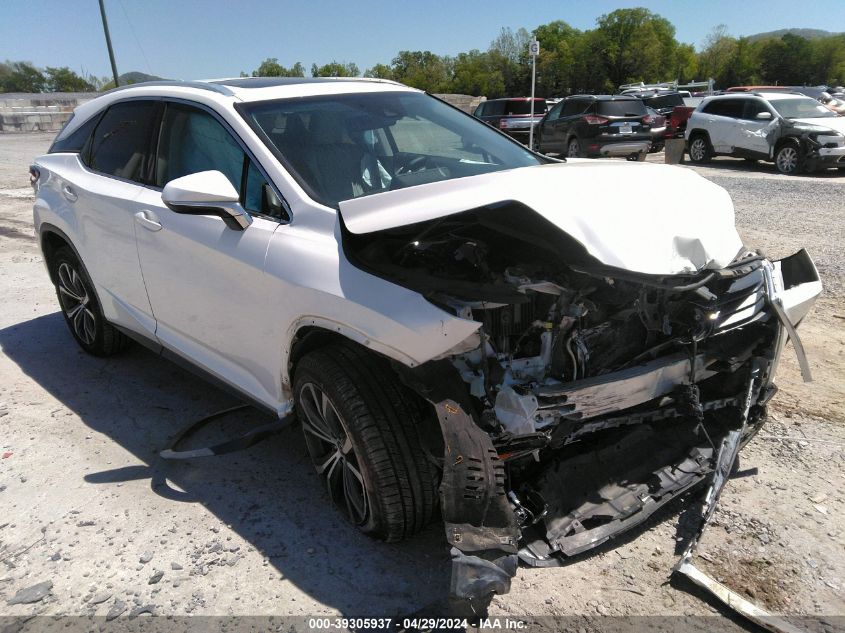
[704,99,743,118]
[88,101,158,182]
[474,103,485,117]
[547,102,564,121]
[742,99,769,120]
[156,103,285,220]
[562,100,589,116]
[243,160,284,218]
[156,103,244,190]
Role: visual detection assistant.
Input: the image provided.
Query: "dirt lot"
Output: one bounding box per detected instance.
[1,133,843,629]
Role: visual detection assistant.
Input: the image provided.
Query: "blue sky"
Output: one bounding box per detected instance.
[3,0,844,80]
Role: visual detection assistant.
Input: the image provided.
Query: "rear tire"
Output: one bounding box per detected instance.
[51,246,130,356]
[567,137,583,158]
[687,134,712,163]
[293,343,439,542]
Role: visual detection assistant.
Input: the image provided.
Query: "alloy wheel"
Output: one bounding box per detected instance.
[57,262,96,345]
[777,146,799,174]
[689,138,707,162]
[567,139,581,157]
[299,382,370,526]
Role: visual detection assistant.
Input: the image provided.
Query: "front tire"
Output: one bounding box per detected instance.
[687,134,711,163]
[293,344,439,542]
[52,247,130,356]
[775,141,802,175]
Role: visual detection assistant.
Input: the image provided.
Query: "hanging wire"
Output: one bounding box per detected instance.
[117,0,154,76]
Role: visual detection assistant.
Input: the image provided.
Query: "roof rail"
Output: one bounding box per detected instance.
[102,80,235,97]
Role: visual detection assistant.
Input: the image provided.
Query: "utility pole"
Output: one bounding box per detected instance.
[528,39,540,151]
[98,0,120,87]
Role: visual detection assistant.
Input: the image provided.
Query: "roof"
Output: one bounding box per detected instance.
[705,92,807,101]
[568,94,641,100]
[100,77,415,103]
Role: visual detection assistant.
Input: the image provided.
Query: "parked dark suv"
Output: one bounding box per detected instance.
[533,95,652,159]
[473,98,547,141]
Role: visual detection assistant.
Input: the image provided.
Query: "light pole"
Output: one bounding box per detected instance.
[98,0,120,87]
[528,39,540,150]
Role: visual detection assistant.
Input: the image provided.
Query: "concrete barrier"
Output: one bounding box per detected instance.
[433,94,486,115]
[0,92,97,132]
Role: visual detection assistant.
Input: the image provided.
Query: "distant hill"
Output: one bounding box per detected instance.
[101,71,164,90]
[746,28,843,42]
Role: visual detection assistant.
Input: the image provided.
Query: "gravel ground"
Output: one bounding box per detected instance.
[1,134,843,630]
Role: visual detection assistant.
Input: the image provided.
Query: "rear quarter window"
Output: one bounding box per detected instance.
[49,112,102,154]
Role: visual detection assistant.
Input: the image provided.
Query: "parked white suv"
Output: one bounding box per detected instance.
[32,78,821,604]
[685,92,845,174]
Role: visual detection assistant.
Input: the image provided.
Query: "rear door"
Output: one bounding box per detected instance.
[701,99,744,153]
[69,99,159,336]
[133,101,287,409]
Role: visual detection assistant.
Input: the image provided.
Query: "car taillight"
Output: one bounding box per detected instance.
[584,115,609,125]
[642,114,654,125]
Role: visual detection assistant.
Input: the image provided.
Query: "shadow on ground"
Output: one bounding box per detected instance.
[0,312,450,616]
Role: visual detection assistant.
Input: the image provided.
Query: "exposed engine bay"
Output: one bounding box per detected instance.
[343,200,822,603]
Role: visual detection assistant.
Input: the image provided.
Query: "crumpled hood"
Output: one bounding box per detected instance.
[339,161,742,275]
[790,116,845,134]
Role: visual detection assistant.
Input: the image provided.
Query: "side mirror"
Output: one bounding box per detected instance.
[161,170,252,230]
[755,111,773,120]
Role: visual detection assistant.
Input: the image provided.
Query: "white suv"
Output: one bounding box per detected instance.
[686,92,845,174]
[32,78,821,603]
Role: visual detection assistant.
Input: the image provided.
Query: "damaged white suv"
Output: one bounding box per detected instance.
[32,78,821,603]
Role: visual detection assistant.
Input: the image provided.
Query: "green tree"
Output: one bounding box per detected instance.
[759,34,812,84]
[311,61,360,77]
[389,51,452,92]
[532,21,582,96]
[451,50,505,97]
[44,67,96,92]
[250,58,305,77]
[488,27,532,95]
[364,64,394,80]
[592,8,679,90]
[0,61,47,92]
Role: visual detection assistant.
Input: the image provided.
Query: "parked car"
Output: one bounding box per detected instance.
[686,92,845,174]
[819,92,845,115]
[646,106,667,152]
[666,105,696,139]
[473,97,547,141]
[33,77,821,604]
[620,88,687,117]
[533,95,652,158]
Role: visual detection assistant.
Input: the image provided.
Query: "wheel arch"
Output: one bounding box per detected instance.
[39,223,82,285]
[687,128,712,146]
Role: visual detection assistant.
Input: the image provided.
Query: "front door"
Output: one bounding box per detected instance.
[133,101,285,410]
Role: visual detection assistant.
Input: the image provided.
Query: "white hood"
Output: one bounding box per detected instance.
[339,161,742,276]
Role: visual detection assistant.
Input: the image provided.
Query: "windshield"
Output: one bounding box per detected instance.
[769,97,837,119]
[240,92,542,207]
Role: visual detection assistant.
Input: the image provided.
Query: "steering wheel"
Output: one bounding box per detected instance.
[396,155,428,175]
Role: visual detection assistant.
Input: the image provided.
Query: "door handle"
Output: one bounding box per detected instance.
[134,210,162,232]
[62,184,77,203]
